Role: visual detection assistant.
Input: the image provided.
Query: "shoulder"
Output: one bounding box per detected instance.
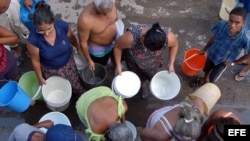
[28,30,39,43]
[55,20,69,32]
[212,20,227,29]
[54,20,68,27]
[78,3,94,26]
[208,109,241,122]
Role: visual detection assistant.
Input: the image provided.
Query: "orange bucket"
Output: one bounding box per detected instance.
[181,48,206,76]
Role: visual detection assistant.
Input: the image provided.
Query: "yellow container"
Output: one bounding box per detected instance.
[189,83,221,115]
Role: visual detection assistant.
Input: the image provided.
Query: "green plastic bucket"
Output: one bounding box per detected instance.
[18,71,43,100]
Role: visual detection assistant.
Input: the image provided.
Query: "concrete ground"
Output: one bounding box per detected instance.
[1,0,250,140]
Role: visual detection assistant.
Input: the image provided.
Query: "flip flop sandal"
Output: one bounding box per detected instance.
[235,74,246,81]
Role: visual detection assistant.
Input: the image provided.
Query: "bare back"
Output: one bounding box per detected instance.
[87,97,125,134]
[78,2,118,46]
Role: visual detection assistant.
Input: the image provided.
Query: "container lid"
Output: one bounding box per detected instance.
[150,71,181,100]
[114,71,141,98]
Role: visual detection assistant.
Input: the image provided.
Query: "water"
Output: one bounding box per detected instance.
[47,90,67,103]
[89,77,102,85]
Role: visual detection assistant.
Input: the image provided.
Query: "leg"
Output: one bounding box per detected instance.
[11,45,23,66]
[189,58,213,88]
[141,79,150,99]
[235,64,250,81]
[209,63,227,82]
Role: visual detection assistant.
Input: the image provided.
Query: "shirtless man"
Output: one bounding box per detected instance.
[77,0,118,70]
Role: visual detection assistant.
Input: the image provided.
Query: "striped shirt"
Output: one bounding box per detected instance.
[207,20,250,65]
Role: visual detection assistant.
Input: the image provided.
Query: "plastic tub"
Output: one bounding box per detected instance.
[42,76,72,112]
[0,81,31,113]
[38,112,71,133]
[80,63,107,90]
[181,48,206,76]
[18,71,43,102]
[150,71,181,100]
[189,83,221,115]
[112,71,141,98]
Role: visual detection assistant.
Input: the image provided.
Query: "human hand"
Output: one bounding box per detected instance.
[168,65,175,73]
[34,120,54,129]
[88,60,95,71]
[24,0,33,10]
[224,62,234,66]
[199,49,206,55]
[115,65,122,75]
[39,77,46,85]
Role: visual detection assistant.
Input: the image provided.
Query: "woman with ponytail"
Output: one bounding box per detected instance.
[113,22,178,99]
[27,2,85,96]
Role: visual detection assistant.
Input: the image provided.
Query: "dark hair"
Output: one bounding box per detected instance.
[230,7,247,21]
[143,22,167,51]
[204,117,241,141]
[32,1,54,25]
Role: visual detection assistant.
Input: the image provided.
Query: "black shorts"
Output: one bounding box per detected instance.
[203,58,227,82]
[90,50,114,66]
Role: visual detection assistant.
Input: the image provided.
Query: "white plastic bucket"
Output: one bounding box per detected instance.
[150,71,181,100]
[111,71,141,98]
[38,112,71,133]
[42,76,72,112]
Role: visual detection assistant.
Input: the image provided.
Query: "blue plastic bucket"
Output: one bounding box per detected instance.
[0,81,31,113]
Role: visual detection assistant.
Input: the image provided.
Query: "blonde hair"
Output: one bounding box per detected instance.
[93,0,115,10]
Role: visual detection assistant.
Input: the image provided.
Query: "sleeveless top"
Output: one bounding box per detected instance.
[123,24,169,80]
[76,86,125,141]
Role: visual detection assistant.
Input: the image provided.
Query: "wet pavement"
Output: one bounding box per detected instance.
[1,0,250,140]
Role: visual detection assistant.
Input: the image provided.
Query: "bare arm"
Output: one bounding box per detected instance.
[67,25,81,53]
[167,31,178,72]
[34,120,54,129]
[26,42,46,85]
[113,31,133,75]
[77,16,95,70]
[202,36,215,52]
[140,128,166,141]
[0,25,19,45]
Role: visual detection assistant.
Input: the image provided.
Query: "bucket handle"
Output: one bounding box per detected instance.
[31,86,42,100]
[184,53,199,62]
